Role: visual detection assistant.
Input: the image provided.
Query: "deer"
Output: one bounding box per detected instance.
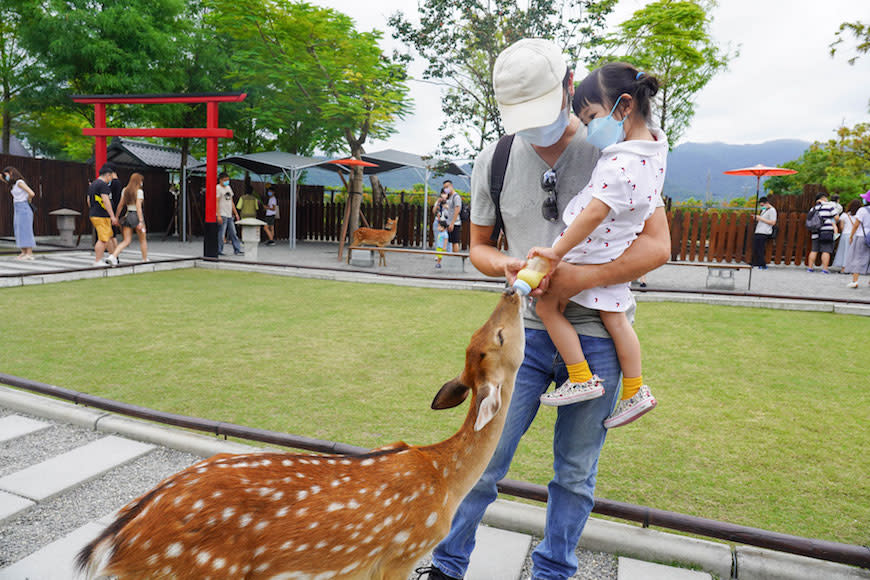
[76,287,525,580]
[349,217,399,266]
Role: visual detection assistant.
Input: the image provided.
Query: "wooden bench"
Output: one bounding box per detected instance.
[347,245,470,271]
[667,261,751,290]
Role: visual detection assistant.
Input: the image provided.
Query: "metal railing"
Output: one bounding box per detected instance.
[1,371,867,570]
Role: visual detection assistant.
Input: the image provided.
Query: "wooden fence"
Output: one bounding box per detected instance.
[0,153,171,238]
[668,209,812,266]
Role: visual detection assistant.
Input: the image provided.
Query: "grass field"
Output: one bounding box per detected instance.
[0,269,867,546]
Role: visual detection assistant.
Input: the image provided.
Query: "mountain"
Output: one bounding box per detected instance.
[663,139,810,202]
[297,140,811,202]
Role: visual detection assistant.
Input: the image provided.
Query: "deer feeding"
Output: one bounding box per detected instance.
[76,288,526,580]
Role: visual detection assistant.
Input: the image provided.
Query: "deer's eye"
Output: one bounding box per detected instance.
[497,329,504,346]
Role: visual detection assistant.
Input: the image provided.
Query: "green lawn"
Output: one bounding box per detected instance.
[0,269,867,546]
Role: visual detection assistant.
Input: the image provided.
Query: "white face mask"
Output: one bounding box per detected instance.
[517,106,570,147]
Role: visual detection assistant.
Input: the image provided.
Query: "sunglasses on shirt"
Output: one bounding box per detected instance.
[540,169,559,222]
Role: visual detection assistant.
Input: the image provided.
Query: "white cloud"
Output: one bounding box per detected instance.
[316,0,870,154]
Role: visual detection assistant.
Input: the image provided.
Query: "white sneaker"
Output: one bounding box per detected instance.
[105,254,118,266]
[540,376,604,407]
[847,282,858,288]
[92,261,108,268]
[604,385,657,429]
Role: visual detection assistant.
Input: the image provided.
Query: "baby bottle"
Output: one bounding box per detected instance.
[512,256,551,296]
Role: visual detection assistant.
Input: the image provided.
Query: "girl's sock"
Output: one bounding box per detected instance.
[566,361,593,384]
[621,376,643,400]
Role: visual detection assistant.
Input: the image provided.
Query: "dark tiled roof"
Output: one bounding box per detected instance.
[106,138,201,170]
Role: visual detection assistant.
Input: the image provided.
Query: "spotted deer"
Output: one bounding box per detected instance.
[76,288,525,579]
[348,217,399,266]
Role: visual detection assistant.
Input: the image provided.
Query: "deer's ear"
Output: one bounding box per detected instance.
[474,382,502,431]
[431,377,470,410]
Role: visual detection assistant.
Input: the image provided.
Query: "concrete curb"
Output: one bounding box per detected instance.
[635,291,870,316]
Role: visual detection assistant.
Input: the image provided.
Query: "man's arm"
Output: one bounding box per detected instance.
[101,194,119,225]
[469,223,524,282]
[541,207,671,299]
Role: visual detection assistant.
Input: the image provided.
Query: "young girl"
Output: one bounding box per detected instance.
[109,173,148,263]
[434,218,449,268]
[528,63,666,428]
[3,166,37,261]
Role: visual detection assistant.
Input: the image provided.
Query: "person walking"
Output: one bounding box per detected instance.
[108,173,148,263]
[216,172,243,256]
[845,191,870,288]
[263,186,278,245]
[416,38,670,580]
[832,199,860,271]
[806,193,839,273]
[87,164,120,266]
[3,166,37,260]
[751,197,777,269]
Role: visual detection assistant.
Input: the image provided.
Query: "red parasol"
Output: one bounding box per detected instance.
[327,157,379,169]
[724,164,798,288]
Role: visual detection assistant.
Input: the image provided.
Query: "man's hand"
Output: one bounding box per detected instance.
[217,215,223,225]
[503,257,526,286]
[111,217,119,226]
[448,224,455,233]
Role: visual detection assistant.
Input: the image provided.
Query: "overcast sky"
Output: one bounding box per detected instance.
[315,0,870,157]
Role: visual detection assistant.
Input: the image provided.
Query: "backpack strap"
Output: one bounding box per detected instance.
[489,134,515,243]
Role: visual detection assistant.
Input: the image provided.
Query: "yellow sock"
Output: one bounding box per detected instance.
[621,376,643,400]
[566,361,593,384]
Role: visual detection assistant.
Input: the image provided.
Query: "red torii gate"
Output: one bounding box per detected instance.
[73,92,247,257]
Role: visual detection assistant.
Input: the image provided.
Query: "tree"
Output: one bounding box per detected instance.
[207,0,412,237]
[830,21,869,66]
[0,0,43,154]
[17,0,187,159]
[390,0,617,157]
[765,123,870,204]
[602,0,735,147]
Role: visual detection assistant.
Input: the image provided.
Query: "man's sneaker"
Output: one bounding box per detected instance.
[540,376,605,407]
[234,250,244,255]
[604,384,657,429]
[414,565,462,580]
[105,254,118,266]
[92,261,108,268]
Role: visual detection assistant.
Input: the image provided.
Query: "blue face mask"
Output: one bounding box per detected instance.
[517,106,570,147]
[586,96,625,150]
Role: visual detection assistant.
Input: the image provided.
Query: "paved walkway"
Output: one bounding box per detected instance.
[3,236,870,304]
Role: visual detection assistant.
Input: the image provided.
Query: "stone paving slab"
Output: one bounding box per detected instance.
[467,525,534,580]
[0,414,50,442]
[0,435,154,501]
[0,520,105,579]
[0,491,34,524]
[617,556,711,579]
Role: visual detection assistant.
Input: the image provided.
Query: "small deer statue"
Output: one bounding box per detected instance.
[76,288,525,580]
[349,217,399,266]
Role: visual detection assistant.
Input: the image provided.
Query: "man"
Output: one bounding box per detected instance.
[751,197,777,269]
[216,172,243,256]
[237,186,260,220]
[443,179,463,252]
[806,192,839,273]
[263,186,278,245]
[88,164,120,267]
[418,39,669,580]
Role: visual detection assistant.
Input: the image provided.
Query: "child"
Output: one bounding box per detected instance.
[434,219,449,268]
[528,63,666,428]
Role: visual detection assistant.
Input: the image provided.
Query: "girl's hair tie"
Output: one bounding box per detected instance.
[636,71,645,80]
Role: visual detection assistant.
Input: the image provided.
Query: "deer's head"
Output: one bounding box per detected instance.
[431,288,525,431]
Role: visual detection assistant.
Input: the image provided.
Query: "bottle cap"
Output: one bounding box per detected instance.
[512,279,532,295]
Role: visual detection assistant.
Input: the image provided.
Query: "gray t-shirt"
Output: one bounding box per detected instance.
[471,126,635,338]
[447,192,462,226]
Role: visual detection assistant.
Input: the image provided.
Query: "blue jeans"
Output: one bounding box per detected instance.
[432,328,621,580]
[218,215,242,254]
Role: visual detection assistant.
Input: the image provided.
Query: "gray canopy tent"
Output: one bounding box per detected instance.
[189,151,356,248]
[361,149,469,248]
[190,149,468,248]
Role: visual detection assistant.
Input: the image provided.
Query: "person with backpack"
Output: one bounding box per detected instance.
[443,179,463,252]
[416,38,670,580]
[751,197,777,269]
[806,192,839,273]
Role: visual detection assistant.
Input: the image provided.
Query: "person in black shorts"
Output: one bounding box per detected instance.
[443,180,462,251]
